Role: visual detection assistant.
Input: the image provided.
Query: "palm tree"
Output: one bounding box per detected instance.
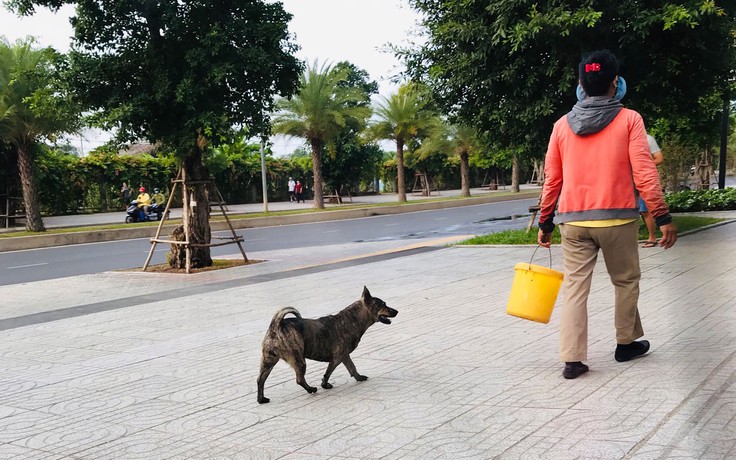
[371,85,436,202]
[0,38,80,231]
[416,123,479,197]
[448,125,480,197]
[272,62,371,209]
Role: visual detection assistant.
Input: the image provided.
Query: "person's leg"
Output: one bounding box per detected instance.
[559,224,600,363]
[638,197,657,246]
[595,221,644,345]
[641,211,657,245]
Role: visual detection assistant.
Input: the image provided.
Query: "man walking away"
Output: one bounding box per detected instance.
[537,50,677,379]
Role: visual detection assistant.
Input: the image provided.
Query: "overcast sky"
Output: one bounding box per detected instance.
[0,1,422,155]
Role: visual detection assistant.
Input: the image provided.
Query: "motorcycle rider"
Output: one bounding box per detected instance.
[152,188,166,207]
[136,187,151,221]
[151,188,166,219]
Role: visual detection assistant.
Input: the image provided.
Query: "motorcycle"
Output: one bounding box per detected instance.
[125,200,164,223]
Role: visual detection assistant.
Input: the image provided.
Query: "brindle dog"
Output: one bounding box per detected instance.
[257,286,398,404]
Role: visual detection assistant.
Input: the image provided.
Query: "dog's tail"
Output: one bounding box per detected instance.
[269,307,301,330]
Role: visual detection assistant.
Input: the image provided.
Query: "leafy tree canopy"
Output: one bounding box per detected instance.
[7,0,303,155]
[273,61,371,154]
[322,61,381,191]
[0,37,82,230]
[272,61,371,207]
[0,37,81,145]
[403,0,736,157]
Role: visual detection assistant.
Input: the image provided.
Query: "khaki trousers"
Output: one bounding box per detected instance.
[559,221,643,362]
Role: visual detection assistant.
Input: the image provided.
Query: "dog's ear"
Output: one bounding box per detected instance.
[362,286,372,302]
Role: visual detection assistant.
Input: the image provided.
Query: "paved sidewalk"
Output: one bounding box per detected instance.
[1,220,735,458]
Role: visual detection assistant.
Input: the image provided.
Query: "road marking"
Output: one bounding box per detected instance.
[7,262,49,270]
[385,223,400,226]
[436,217,448,220]
[322,230,341,233]
[244,238,267,242]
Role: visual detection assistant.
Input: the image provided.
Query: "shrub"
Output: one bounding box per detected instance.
[665,188,736,212]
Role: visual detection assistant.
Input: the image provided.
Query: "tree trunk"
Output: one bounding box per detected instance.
[170,224,186,266]
[695,149,714,190]
[99,180,108,212]
[16,142,45,232]
[538,160,545,187]
[396,138,406,202]
[169,136,212,269]
[459,151,471,197]
[311,140,324,209]
[511,154,520,192]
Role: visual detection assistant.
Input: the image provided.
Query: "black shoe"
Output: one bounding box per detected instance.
[615,340,650,362]
[563,361,589,379]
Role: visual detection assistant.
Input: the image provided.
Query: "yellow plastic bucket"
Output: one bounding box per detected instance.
[506,263,564,324]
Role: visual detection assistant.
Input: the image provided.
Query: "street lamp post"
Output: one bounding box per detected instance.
[719,96,729,190]
[260,138,269,213]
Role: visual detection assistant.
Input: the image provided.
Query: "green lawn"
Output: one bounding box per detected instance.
[459,215,726,245]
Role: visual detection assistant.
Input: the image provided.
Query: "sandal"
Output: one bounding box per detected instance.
[641,241,658,248]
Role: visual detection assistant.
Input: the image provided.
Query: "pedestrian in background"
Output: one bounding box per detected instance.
[640,135,664,248]
[121,182,131,206]
[538,50,677,379]
[295,180,304,203]
[287,177,296,202]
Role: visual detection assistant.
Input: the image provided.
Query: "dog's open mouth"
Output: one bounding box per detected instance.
[378,315,392,324]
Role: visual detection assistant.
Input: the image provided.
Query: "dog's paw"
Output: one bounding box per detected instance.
[307,386,318,393]
[321,382,333,389]
[354,374,368,382]
[257,397,270,404]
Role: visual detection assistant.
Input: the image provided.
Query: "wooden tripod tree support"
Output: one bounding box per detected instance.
[526,196,542,233]
[412,172,439,196]
[0,192,25,228]
[480,170,504,190]
[693,150,718,190]
[528,160,545,185]
[142,168,248,274]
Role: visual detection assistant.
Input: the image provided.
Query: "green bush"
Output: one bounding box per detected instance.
[665,188,736,212]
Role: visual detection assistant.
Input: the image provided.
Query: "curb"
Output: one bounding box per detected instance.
[0,191,540,252]
[676,218,736,236]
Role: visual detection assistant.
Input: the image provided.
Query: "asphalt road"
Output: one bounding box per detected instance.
[1,198,537,286]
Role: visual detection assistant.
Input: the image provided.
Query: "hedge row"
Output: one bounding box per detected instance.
[2,143,512,216]
[3,146,308,215]
[665,188,736,212]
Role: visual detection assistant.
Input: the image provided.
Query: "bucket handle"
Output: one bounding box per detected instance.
[529,244,553,269]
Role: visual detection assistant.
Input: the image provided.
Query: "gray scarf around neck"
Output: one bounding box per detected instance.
[566,96,623,135]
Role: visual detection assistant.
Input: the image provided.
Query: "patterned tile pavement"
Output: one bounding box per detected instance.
[0,218,735,459]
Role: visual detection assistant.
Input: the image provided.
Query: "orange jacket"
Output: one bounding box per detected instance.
[539,108,669,225]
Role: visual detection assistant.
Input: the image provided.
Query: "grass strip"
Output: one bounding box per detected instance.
[459,215,726,245]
